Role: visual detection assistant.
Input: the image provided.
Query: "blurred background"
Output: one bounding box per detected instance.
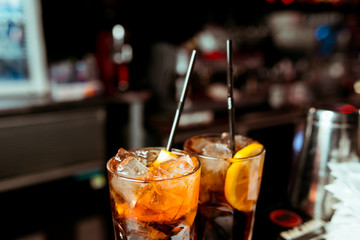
[1,0,360,239]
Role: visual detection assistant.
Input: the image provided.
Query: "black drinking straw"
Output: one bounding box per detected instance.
[227,40,236,153]
[166,50,197,151]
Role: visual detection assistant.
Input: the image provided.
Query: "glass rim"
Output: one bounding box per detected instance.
[183,133,266,162]
[106,147,201,183]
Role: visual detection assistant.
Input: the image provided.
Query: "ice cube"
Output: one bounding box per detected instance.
[125,220,168,240]
[202,143,232,158]
[191,138,213,153]
[146,167,173,180]
[169,155,195,174]
[116,156,149,178]
[145,150,158,163]
[115,148,130,161]
[153,155,195,179]
[171,224,191,240]
[221,132,230,143]
[235,135,253,150]
[110,176,141,207]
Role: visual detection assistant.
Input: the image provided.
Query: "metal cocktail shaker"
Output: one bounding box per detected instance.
[289,104,360,221]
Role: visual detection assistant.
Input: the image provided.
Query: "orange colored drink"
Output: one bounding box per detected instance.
[184,133,265,240]
[107,147,201,240]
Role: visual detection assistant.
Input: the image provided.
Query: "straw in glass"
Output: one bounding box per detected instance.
[227,40,236,153]
[166,50,197,151]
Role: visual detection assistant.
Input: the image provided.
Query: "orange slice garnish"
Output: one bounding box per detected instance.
[224,162,254,212]
[224,142,263,211]
[227,142,264,162]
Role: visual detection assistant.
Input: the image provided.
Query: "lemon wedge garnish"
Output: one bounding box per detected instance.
[153,150,178,167]
[224,141,264,211]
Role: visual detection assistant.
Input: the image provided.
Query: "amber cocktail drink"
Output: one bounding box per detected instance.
[107,147,201,239]
[184,133,265,240]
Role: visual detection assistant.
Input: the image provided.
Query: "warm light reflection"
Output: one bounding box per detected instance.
[353,80,360,94]
[328,62,344,78]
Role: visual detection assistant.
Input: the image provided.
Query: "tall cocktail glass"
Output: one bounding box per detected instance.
[184,133,265,240]
[106,147,201,240]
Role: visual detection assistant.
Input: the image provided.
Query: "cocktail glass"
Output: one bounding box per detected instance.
[184,133,265,240]
[106,147,201,240]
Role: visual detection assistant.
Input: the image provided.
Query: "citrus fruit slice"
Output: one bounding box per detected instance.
[152,150,178,167]
[224,142,263,211]
[224,161,254,212]
[232,142,263,159]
